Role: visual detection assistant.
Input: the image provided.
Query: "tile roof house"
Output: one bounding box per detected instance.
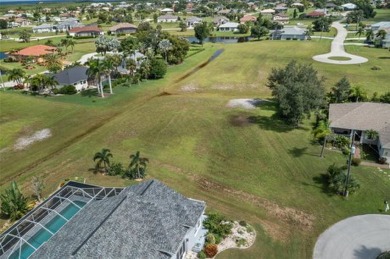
[306,10,326,18]
[109,23,138,35]
[1,180,206,259]
[329,102,390,160]
[12,45,57,60]
[53,66,89,91]
[240,15,257,23]
[273,13,290,24]
[68,26,103,37]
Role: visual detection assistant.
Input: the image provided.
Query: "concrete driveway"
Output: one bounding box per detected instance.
[312,22,368,65]
[313,214,390,259]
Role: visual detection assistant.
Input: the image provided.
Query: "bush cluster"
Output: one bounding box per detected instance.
[203,213,233,243]
[327,163,360,195]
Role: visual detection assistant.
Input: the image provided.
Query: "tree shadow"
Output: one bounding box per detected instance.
[354,245,382,259]
[312,174,334,196]
[248,114,298,133]
[80,88,99,97]
[288,147,308,157]
[378,57,390,59]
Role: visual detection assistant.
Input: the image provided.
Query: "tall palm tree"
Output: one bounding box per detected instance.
[29,74,58,92]
[376,29,387,40]
[7,68,26,85]
[86,58,104,98]
[67,39,76,53]
[158,39,172,63]
[60,38,69,52]
[366,29,374,42]
[128,151,149,179]
[126,58,137,77]
[102,55,119,94]
[0,181,28,221]
[355,27,364,38]
[93,148,113,173]
[45,53,62,73]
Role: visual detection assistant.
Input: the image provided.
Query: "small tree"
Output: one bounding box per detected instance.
[128,151,149,179]
[237,24,249,34]
[18,30,31,43]
[0,182,29,221]
[148,58,167,79]
[194,22,210,45]
[179,21,187,32]
[31,176,44,201]
[329,76,351,103]
[93,148,113,173]
[251,25,269,40]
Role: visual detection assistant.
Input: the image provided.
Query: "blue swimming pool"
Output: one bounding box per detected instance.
[9,201,86,259]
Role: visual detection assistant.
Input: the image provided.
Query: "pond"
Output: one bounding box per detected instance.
[185,36,251,44]
[0,52,8,60]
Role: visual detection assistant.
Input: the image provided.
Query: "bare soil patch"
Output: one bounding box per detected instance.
[229,115,250,127]
[226,99,262,109]
[14,129,52,151]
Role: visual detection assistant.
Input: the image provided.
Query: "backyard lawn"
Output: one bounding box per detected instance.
[0,40,390,258]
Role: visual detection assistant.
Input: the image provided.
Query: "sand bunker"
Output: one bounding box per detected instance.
[226,99,263,109]
[14,129,52,150]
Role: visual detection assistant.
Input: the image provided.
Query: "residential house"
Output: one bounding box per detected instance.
[218,22,239,32]
[240,15,257,23]
[161,7,174,13]
[325,3,338,9]
[260,8,276,15]
[292,2,304,7]
[14,18,31,27]
[53,66,89,91]
[55,18,83,32]
[217,9,231,15]
[32,24,54,33]
[109,23,138,35]
[213,16,229,26]
[306,10,326,18]
[187,16,202,27]
[271,26,307,40]
[369,21,390,31]
[68,26,103,37]
[275,6,288,13]
[1,180,207,259]
[157,15,179,23]
[273,14,289,24]
[12,45,57,61]
[329,103,390,161]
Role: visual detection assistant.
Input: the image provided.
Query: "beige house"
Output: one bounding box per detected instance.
[329,103,390,161]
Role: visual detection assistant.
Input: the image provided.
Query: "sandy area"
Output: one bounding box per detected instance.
[14,129,52,150]
[216,221,256,254]
[226,99,263,109]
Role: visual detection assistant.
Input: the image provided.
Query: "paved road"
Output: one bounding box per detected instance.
[313,214,390,259]
[312,22,368,65]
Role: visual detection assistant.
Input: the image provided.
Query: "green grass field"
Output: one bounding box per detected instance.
[0,39,390,258]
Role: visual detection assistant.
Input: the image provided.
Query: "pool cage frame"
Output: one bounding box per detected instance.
[0,181,124,259]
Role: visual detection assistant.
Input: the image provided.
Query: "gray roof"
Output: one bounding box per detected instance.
[33,23,53,30]
[280,26,306,35]
[329,102,390,148]
[53,66,88,85]
[30,180,205,259]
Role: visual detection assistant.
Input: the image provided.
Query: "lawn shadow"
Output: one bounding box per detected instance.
[288,147,308,157]
[81,89,99,97]
[312,174,334,196]
[248,114,297,133]
[378,57,390,59]
[353,245,382,259]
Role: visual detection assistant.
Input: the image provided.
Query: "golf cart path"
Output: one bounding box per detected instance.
[313,214,390,259]
[312,21,368,65]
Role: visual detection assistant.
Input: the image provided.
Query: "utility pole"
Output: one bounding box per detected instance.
[344,129,356,197]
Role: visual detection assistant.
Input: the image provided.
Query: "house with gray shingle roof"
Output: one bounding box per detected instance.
[1,180,206,259]
[329,102,390,161]
[53,66,89,91]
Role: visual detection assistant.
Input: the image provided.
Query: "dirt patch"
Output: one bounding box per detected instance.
[226,99,263,109]
[229,115,250,127]
[197,178,315,232]
[181,84,199,92]
[14,129,52,151]
[259,219,289,242]
[216,221,256,255]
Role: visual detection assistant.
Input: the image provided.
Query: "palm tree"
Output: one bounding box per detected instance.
[376,29,387,40]
[102,54,120,94]
[312,120,331,158]
[67,39,76,53]
[128,151,149,179]
[0,181,28,221]
[60,38,69,52]
[355,27,364,38]
[126,58,137,77]
[45,53,62,73]
[366,29,374,42]
[7,68,26,85]
[349,86,368,102]
[93,148,113,173]
[158,39,172,63]
[86,58,105,98]
[29,74,58,92]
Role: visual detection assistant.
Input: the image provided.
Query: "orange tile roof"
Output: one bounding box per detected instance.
[15,45,57,57]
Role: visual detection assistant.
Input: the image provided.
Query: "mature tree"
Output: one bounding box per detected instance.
[293,9,298,19]
[128,151,149,179]
[30,176,44,201]
[86,58,104,97]
[120,36,139,57]
[163,34,190,64]
[0,182,28,221]
[237,24,249,34]
[0,19,7,29]
[312,17,331,32]
[45,54,62,73]
[346,10,364,23]
[102,56,115,94]
[93,148,113,173]
[355,0,376,18]
[8,68,26,85]
[251,25,269,40]
[158,39,172,63]
[148,58,167,79]
[329,76,351,103]
[267,60,326,126]
[179,21,187,32]
[349,85,368,102]
[18,30,31,43]
[194,22,211,45]
[95,36,120,55]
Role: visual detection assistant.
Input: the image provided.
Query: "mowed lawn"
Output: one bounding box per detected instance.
[0,41,390,258]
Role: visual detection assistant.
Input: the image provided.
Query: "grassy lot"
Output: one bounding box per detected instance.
[0,40,390,258]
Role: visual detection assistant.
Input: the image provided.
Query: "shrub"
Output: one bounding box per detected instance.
[107,162,125,176]
[379,157,387,164]
[148,58,167,79]
[214,234,222,244]
[377,251,390,259]
[327,164,360,194]
[351,158,361,166]
[197,251,206,259]
[58,85,77,95]
[246,225,254,233]
[203,213,233,239]
[236,238,247,247]
[239,220,247,227]
[13,84,24,90]
[204,244,218,258]
[205,233,215,245]
[371,65,382,70]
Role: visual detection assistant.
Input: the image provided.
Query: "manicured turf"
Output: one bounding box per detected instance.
[0,41,390,258]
